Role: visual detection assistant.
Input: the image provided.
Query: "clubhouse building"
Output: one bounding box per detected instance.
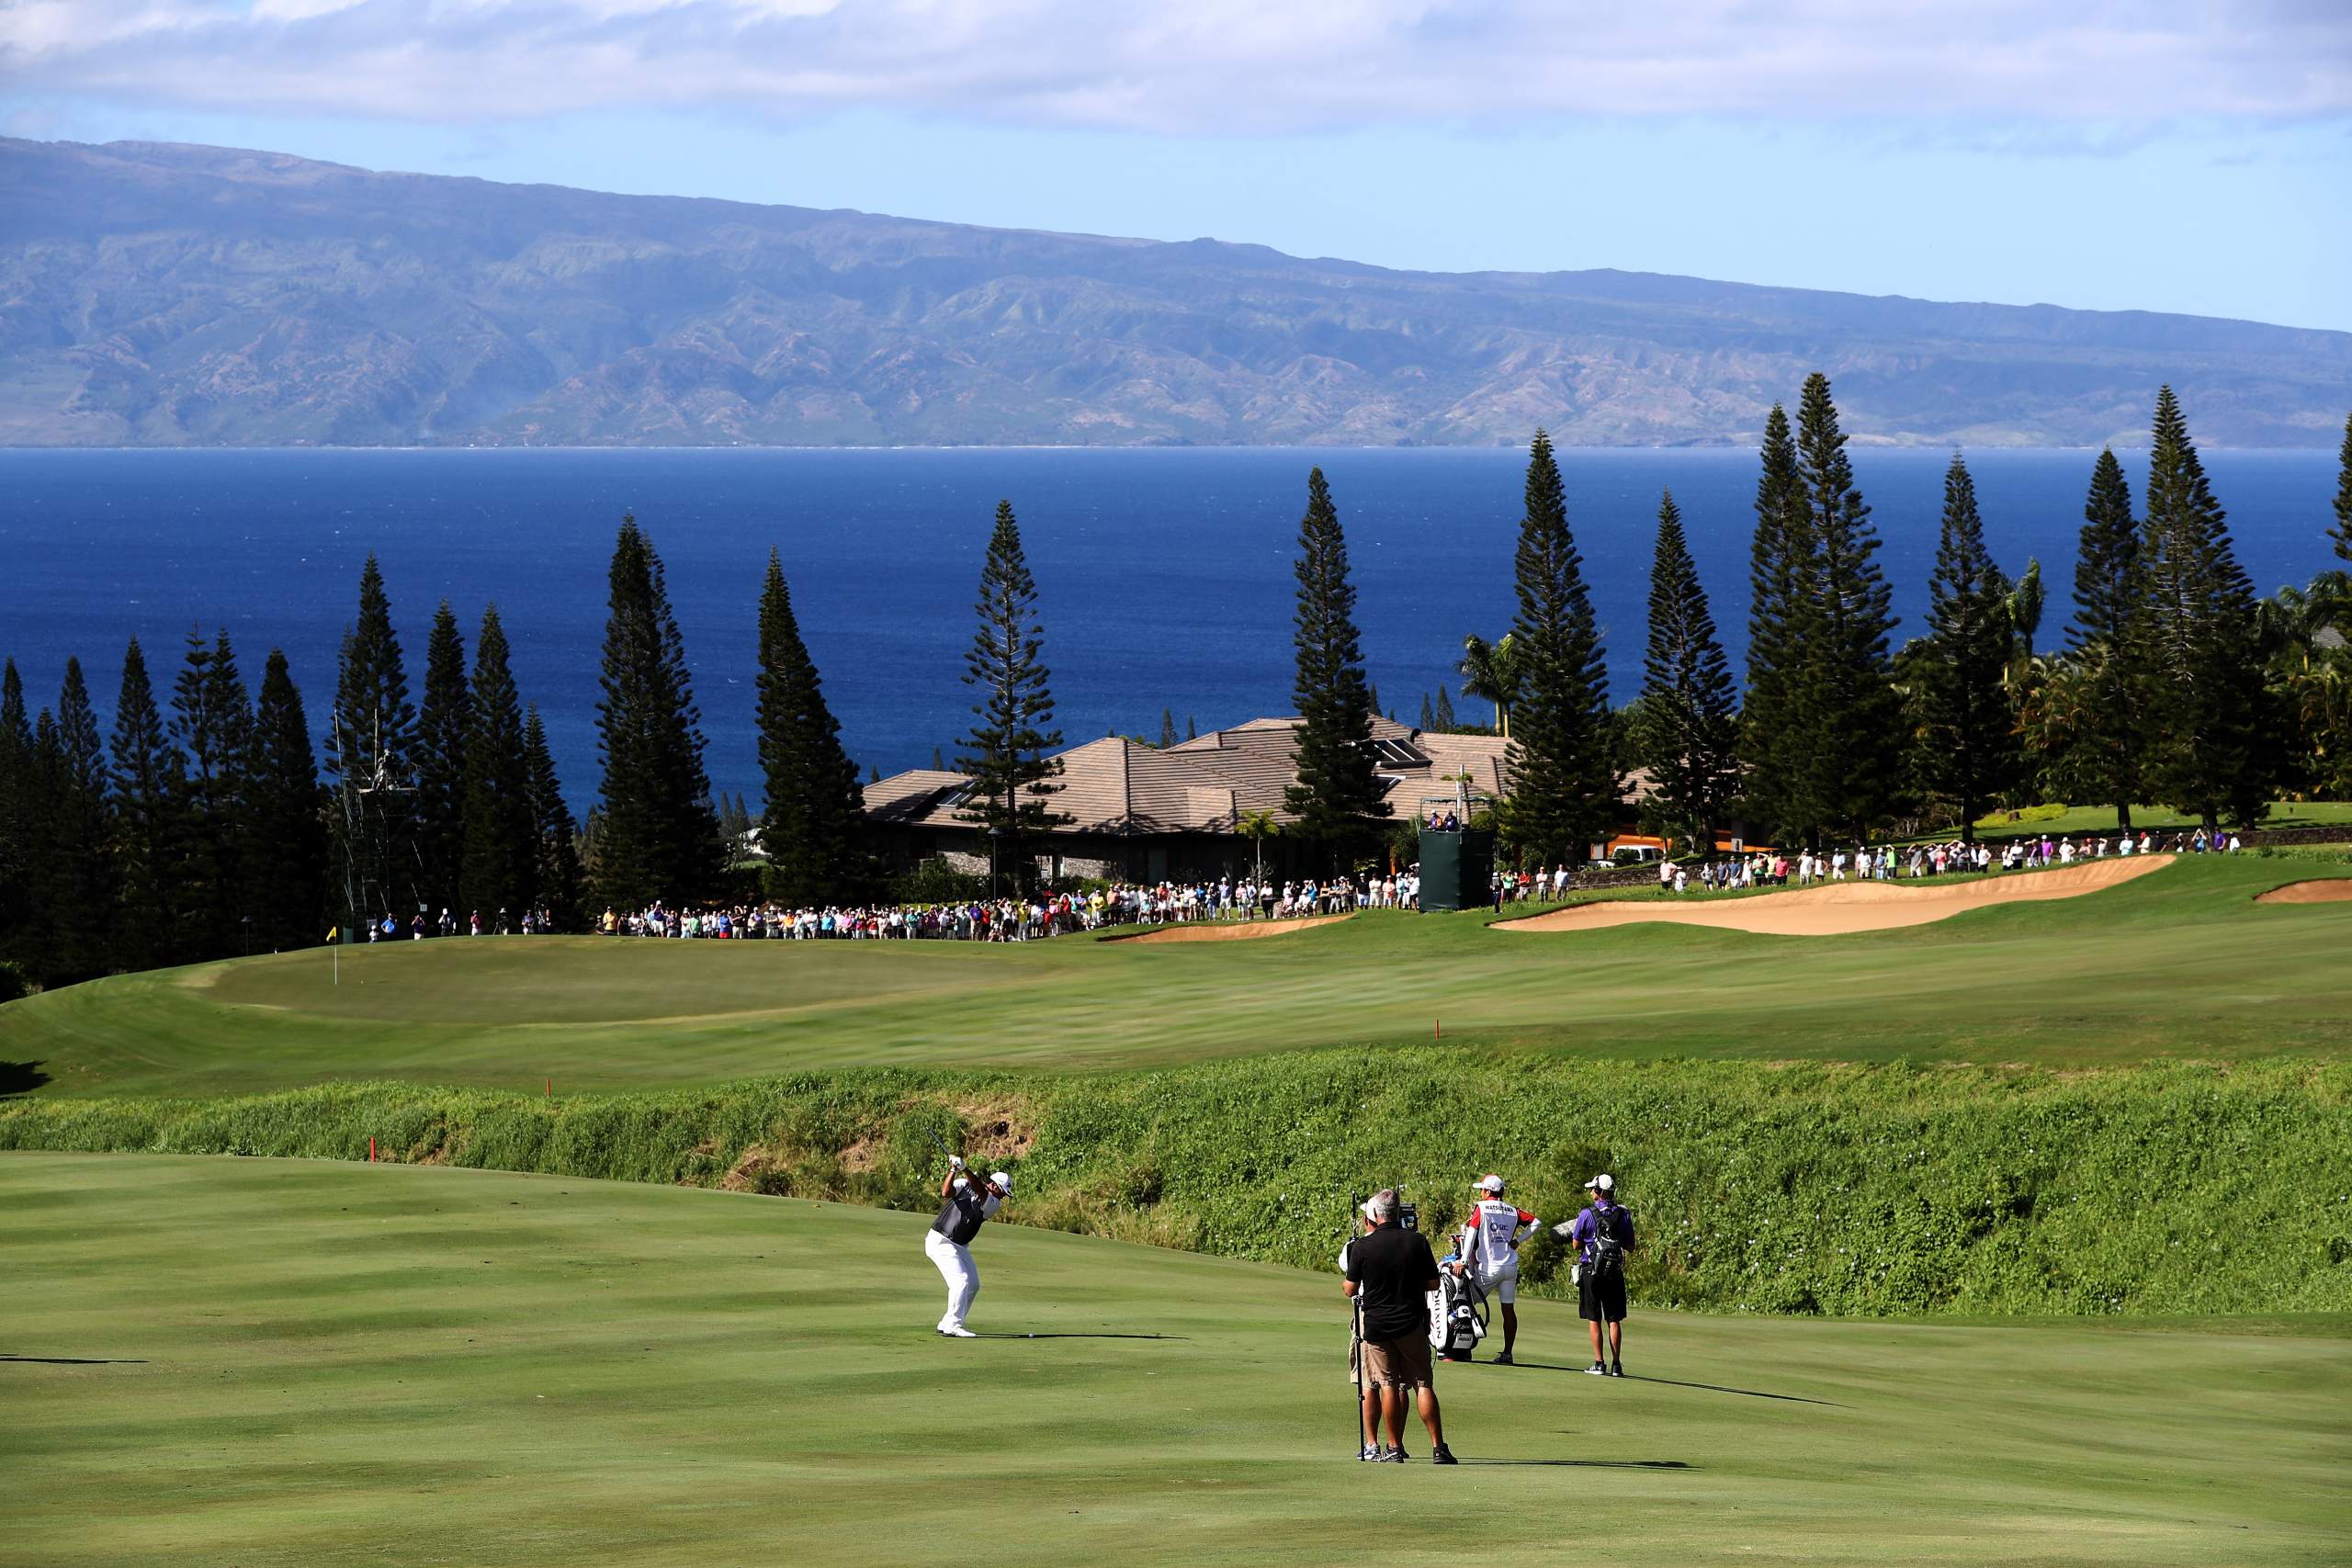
[862,715,1518,884]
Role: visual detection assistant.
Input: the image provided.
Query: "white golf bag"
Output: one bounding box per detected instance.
[1429,1269,1489,1361]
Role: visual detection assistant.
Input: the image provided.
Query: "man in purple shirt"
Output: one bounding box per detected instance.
[1561,1174,1636,1377]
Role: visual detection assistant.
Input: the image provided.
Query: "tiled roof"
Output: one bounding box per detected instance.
[865,717,1522,837]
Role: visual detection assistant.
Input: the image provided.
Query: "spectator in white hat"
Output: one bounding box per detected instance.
[1559,1174,1636,1376]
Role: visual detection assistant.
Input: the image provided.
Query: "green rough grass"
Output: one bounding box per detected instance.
[1965,801,2352,837]
[8,1056,2347,1318]
[6,854,2348,1098]
[5,1153,2346,1568]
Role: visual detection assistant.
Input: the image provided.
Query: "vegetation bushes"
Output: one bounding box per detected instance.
[6,1052,2346,1319]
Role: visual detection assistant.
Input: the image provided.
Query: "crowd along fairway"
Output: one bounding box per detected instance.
[4,854,2349,1097]
[4,1154,2346,1567]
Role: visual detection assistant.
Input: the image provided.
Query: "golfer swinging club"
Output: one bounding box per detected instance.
[926,1156,1012,1337]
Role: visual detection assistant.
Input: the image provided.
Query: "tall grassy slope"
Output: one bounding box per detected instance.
[7,1055,2347,1320]
[7,137,2350,448]
[7,855,2347,1096]
[12,1154,2345,1567]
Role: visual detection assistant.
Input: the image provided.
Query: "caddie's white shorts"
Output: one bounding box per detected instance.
[1470,1260,1518,1304]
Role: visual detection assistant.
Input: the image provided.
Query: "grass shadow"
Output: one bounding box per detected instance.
[0,1060,51,1096]
[1,1355,150,1365]
[970,1332,1189,1341]
[1462,1457,1693,1469]
[1503,1362,1842,1406]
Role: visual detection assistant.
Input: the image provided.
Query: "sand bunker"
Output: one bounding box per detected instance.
[2255,877,2352,906]
[1126,914,1353,944]
[1498,854,2176,938]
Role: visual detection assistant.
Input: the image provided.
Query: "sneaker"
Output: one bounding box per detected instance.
[938,1325,977,1337]
[1584,1361,1608,1375]
[1358,1442,1381,1462]
[1490,1351,1513,1366]
[1380,1447,1408,1463]
[1430,1445,1459,1465]
[1610,1362,1626,1378]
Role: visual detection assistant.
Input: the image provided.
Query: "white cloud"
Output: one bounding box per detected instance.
[4,0,2346,130]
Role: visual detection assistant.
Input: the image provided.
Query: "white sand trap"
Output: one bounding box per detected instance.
[2255,878,2352,906]
[1126,914,1353,944]
[1498,854,2176,938]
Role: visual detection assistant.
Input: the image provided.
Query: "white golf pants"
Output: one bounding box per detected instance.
[925,1230,978,1330]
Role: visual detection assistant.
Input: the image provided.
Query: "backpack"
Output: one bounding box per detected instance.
[1586,1203,1628,1280]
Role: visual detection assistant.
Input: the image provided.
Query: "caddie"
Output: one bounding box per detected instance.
[1452,1173,1538,1364]
[925,1156,1011,1337]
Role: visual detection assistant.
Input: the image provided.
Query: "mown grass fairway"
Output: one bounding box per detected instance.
[6,853,2348,1096]
[6,1153,2346,1568]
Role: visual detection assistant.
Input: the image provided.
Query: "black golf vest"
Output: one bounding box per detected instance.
[932,1182,991,1246]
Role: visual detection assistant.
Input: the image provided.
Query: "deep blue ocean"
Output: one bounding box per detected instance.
[1,446,2339,808]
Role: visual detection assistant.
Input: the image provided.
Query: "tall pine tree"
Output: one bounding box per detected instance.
[956,502,1069,886]
[1634,489,1739,855]
[2139,387,2269,830]
[328,556,418,931]
[247,649,327,952]
[1742,402,1818,842]
[2065,448,2146,828]
[1503,432,1614,864]
[171,629,255,954]
[34,660,116,983]
[523,705,584,929]
[1283,468,1386,860]
[459,604,535,921]
[1917,454,2017,840]
[1792,375,1900,841]
[109,637,183,971]
[755,551,868,907]
[0,660,30,968]
[413,600,471,918]
[594,516,718,908]
[2333,409,2352,565]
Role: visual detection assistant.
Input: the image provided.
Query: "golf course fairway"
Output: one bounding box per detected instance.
[6,1153,2346,1567]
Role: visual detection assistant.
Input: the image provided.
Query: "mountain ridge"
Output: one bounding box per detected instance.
[2,137,2346,449]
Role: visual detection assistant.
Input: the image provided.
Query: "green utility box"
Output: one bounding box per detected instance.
[1418,828,1496,911]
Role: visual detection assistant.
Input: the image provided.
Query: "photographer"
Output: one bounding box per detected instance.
[1342,1190,1458,1464]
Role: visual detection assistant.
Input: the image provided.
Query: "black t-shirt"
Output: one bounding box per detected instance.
[1344,1224,1439,1340]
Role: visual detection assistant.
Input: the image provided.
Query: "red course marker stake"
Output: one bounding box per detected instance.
[368,1135,376,1162]
[1436,1018,1442,1041]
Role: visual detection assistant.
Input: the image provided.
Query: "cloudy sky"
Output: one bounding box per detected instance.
[6,0,2349,328]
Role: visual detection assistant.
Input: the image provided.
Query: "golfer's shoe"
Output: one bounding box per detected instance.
[1585,1361,1608,1375]
[1489,1351,1513,1366]
[1378,1447,1408,1463]
[1358,1443,1382,1462]
[1430,1445,1459,1465]
[937,1325,978,1337]
[1609,1362,1626,1378]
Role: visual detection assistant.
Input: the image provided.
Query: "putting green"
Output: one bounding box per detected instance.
[7,854,2349,1096]
[4,1154,2345,1567]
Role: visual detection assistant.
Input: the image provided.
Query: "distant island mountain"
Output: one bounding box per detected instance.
[3,138,2346,450]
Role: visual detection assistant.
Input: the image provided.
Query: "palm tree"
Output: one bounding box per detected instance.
[1457,632,1525,739]
[1236,808,1279,886]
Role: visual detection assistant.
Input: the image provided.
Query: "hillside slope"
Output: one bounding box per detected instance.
[4,137,2347,448]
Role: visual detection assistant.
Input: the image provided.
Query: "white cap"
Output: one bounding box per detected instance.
[1585,1173,1615,1192]
[989,1171,1012,1195]
[1475,1174,1506,1192]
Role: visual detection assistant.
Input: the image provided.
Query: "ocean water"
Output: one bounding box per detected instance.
[0,446,2339,808]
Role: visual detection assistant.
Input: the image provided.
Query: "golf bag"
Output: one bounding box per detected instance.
[1428,1269,1489,1362]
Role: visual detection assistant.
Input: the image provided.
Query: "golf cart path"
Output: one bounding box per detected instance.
[2255,876,2352,905]
[1497,854,2176,937]
[1127,914,1353,943]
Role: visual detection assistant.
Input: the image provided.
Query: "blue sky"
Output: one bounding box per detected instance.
[6,2,2349,331]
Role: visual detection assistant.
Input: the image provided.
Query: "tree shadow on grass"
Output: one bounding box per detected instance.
[1461,1458,1692,1469]
[970,1333,1189,1341]
[1502,1362,1842,1406]
[1,1355,149,1365]
[0,1061,51,1096]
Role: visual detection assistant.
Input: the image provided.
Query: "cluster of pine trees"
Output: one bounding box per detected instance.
[1632,385,2352,852]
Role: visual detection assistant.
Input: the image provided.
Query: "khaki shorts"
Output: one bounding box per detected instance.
[1361,1334,1433,1389]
